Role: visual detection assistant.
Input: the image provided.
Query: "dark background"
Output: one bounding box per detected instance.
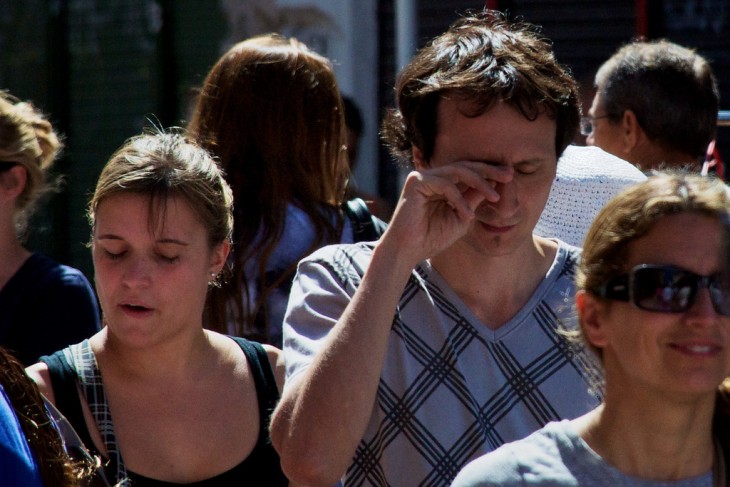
[2,0,727,278]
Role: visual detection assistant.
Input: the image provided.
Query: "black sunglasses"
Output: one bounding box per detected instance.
[593,264,730,317]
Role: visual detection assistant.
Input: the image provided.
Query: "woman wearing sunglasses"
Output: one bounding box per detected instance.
[452,172,730,486]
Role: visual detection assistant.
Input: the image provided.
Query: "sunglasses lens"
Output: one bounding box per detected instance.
[711,273,730,316]
[633,267,694,313]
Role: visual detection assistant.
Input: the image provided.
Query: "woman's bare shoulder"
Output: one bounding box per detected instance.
[209,331,286,393]
[25,361,56,404]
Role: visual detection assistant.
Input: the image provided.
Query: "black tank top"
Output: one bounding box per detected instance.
[40,337,288,486]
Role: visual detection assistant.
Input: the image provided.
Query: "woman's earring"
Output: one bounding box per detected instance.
[208,272,221,288]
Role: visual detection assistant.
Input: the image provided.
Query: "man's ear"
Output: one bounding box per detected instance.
[576,290,610,350]
[0,165,27,203]
[620,109,641,154]
[412,145,429,171]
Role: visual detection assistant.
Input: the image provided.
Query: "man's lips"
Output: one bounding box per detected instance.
[478,221,516,233]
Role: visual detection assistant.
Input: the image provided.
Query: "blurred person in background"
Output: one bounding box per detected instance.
[187,34,384,348]
[0,91,100,366]
[583,40,719,174]
[342,95,393,221]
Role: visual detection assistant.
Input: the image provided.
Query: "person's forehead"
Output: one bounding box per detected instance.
[588,92,603,116]
[434,97,557,162]
[435,95,556,125]
[97,192,203,231]
[627,213,723,273]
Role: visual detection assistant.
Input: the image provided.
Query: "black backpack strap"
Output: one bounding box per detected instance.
[343,197,387,242]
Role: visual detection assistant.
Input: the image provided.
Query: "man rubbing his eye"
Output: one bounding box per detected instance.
[270,10,602,487]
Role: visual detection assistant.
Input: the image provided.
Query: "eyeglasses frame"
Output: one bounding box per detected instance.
[579,114,616,136]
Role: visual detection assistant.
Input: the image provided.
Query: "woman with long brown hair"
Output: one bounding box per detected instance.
[188,34,383,347]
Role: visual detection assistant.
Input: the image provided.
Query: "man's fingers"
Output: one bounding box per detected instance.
[427,162,512,203]
[413,173,476,219]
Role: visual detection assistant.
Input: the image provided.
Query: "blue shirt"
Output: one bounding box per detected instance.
[452,420,712,486]
[0,384,44,486]
[0,252,100,365]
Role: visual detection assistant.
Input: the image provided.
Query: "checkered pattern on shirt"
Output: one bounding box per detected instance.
[65,340,128,483]
[286,242,602,487]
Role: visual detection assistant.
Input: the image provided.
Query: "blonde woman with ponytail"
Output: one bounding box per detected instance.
[0,91,99,366]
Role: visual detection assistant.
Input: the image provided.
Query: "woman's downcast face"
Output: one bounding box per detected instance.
[92,192,227,347]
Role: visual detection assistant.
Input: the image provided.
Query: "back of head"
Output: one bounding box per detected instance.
[187,33,348,226]
[595,40,719,161]
[0,91,62,235]
[88,131,233,248]
[187,34,349,337]
[0,347,86,486]
[381,9,580,165]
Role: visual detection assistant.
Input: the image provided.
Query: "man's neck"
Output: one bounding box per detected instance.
[429,236,558,329]
[632,144,701,172]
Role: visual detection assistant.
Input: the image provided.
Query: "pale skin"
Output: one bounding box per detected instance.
[0,165,32,291]
[270,99,561,486]
[27,192,286,483]
[573,212,730,481]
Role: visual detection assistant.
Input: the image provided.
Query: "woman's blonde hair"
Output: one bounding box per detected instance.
[88,131,233,252]
[0,91,62,237]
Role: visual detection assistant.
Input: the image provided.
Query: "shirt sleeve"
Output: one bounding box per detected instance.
[281,244,369,390]
[450,446,523,487]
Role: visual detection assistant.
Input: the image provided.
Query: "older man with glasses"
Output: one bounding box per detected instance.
[583,39,719,174]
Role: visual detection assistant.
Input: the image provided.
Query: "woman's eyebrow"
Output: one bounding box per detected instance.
[156,238,189,246]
